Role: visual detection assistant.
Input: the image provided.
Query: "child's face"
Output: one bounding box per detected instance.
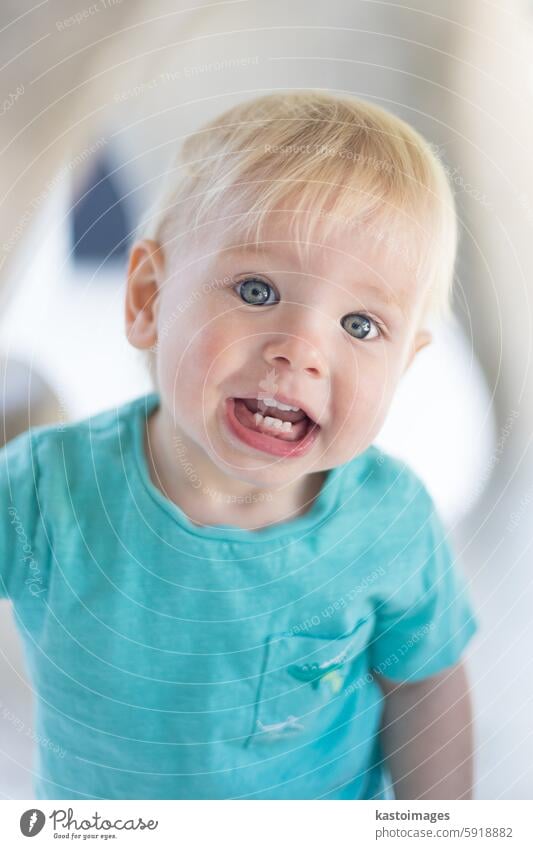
[126,211,432,487]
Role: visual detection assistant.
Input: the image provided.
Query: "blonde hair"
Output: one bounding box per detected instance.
[138,91,458,354]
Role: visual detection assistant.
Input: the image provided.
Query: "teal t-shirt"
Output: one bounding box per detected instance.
[0,392,478,800]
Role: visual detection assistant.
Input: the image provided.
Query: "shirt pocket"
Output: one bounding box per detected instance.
[245,617,372,747]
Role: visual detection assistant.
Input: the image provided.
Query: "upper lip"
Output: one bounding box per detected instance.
[231,393,320,426]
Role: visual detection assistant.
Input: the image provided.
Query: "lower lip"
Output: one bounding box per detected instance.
[223,398,320,458]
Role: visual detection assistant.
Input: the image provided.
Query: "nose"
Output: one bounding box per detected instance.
[261,329,328,380]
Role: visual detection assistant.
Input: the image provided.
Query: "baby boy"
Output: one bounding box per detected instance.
[0,91,477,799]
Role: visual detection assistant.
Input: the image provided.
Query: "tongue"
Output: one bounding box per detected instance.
[240,398,308,423]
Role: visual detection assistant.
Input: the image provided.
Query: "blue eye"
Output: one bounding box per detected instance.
[235,276,278,306]
[341,313,380,340]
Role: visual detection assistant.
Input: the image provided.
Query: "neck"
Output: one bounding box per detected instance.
[144,404,326,530]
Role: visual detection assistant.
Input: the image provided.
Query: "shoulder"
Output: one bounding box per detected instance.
[2,393,156,512]
[348,444,435,519]
[20,392,155,470]
[1,425,43,511]
[0,394,156,601]
[343,445,443,570]
[0,429,44,600]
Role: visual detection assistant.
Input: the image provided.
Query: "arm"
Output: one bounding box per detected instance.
[374,660,475,799]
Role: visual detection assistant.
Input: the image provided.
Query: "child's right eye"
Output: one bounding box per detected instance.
[234,276,279,306]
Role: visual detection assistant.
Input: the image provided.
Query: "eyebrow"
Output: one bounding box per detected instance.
[222,244,407,312]
[355,280,405,310]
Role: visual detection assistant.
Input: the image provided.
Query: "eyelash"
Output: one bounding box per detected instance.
[232,275,385,341]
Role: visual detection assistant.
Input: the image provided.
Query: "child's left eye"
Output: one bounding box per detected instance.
[234,276,279,306]
[341,313,381,340]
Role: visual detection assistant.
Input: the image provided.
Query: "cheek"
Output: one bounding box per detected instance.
[335,353,400,423]
[195,325,232,368]
[156,308,236,393]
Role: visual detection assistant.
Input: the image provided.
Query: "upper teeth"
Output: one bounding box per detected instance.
[259,396,301,412]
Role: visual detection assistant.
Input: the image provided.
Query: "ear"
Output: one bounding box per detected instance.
[403,327,432,373]
[125,239,165,349]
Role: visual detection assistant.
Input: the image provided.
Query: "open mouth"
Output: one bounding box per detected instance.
[225,397,320,458]
[234,397,312,441]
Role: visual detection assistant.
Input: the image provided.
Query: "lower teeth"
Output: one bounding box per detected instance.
[253,412,292,433]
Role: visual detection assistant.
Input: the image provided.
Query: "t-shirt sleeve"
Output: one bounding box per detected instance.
[367,486,479,683]
[0,429,41,602]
